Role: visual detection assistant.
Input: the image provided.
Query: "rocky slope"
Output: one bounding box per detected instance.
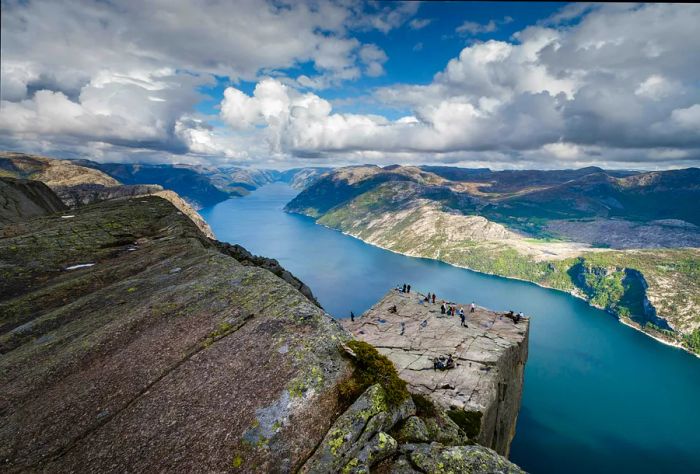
[342,291,529,457]
[0,183,523,472]
[0,192,348,472]
[0,152,215,239]
[287,165,700,355]
[0,177,67,223]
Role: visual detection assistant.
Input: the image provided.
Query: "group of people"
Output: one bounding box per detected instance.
[398,283,412,293]
[433,354,455,371]
[440,301,476,327]
[423,292,437,304]
[503,310,524,324]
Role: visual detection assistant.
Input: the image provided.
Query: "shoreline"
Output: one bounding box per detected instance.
[303,215,697,358]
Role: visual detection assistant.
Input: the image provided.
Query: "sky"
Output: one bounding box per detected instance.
[1,1,699,170]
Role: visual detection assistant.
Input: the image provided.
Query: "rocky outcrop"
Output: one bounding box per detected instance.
[342,290,529,457]
[215,242,319,306]
[1,153,216,239]
[301,384,523,474]
[0,151,119,188]
[0,195,352,472]
[0,177,67,224]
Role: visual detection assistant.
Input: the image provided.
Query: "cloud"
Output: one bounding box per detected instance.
[0,0,419,163]
[456,16,512,36]
[1,2,699,170]
[409,18,432,30]
[217,4,700,169]
[456,20,498,36]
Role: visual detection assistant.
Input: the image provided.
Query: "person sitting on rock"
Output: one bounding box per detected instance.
[446,354,455,369]
[388,305,397,314]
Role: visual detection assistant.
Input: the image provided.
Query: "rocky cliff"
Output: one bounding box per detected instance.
[342,291,529,457]
[0,192,349,472]
[0,182,525,472]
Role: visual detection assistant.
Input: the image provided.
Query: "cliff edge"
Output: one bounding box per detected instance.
[342,290,529,457]
[0,194,350,472]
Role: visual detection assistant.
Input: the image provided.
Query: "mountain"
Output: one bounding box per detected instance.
[277,167,332,190]
[286,165,700,354]
[76,161,233,209]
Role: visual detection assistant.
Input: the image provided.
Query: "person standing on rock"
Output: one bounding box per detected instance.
[460,309,467,328]
[441,303,446,315]
[407,284,411,293]
[402,283,406,293]
[350,311,355,322]
[432,293,436,304]
[470,301,476,313]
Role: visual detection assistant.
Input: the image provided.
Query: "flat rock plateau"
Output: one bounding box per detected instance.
[343,290,529,456]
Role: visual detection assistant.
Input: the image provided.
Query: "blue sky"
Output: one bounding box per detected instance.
[1,2,699,169]
[197,3,567,118]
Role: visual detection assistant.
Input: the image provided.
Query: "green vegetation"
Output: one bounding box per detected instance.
[412,393,437,418]
[339,340,409,407]
[683,328,700,353]
[446,409,482,440]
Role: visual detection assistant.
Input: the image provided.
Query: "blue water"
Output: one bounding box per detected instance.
[201,183,700,474]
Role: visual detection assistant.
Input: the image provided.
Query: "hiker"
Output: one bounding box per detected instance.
[470,302,476,313]
[407,284,411,293]
[441,303,446,315]
[460,311,467,327]
[432,293,436,304]
[350,311,355,322]
[402,283,407,293]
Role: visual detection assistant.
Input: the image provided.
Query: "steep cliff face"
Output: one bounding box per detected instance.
[342,290,529,457]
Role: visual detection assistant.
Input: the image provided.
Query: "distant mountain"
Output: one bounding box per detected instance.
[277,167,332,190]
[77,162,233,209]
[286,164,700,354]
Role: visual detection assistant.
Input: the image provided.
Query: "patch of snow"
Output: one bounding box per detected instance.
[65,263,95,270]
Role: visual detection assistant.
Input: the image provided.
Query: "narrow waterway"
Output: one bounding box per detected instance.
[201,183,700,474]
